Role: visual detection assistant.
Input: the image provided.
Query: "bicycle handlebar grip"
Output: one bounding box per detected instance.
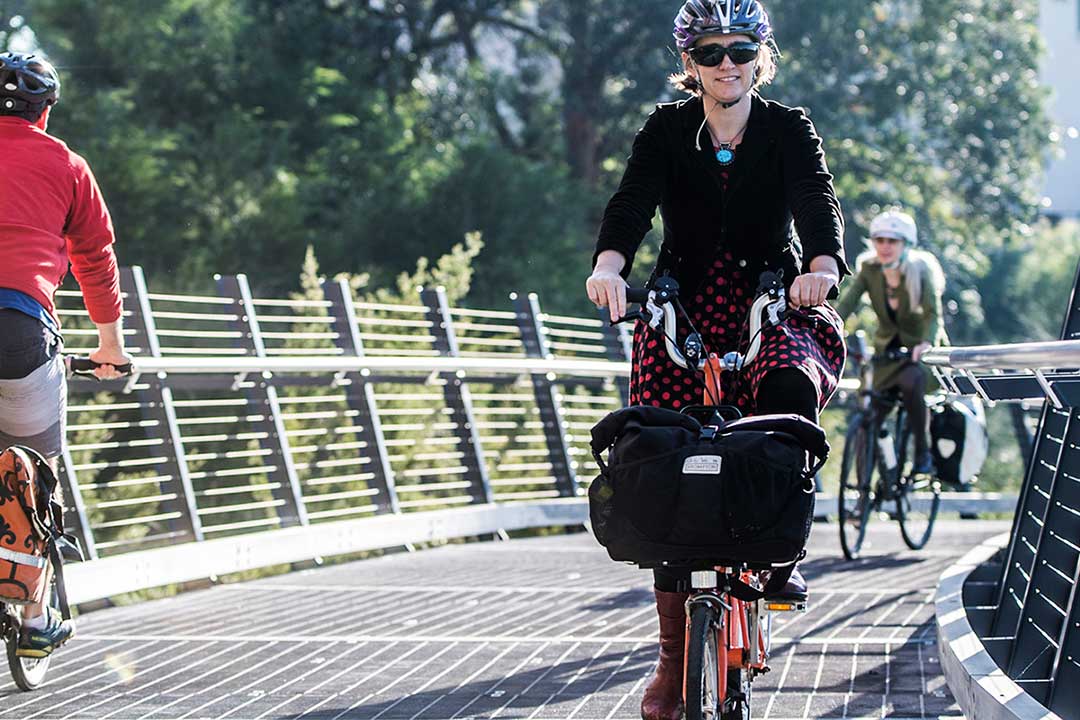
[625,288,651,304]
[69,357,134,376]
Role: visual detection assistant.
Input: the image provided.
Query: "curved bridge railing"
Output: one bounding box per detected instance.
[928,263,1080,720]
[56,266,638,604]
[53,266,1014,608]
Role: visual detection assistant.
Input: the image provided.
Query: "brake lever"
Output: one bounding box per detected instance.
[610,310,648,326]
[766,298,786,326]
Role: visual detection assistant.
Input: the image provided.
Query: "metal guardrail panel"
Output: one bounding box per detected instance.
[1006,409,1080,700]
[1052,596,1080,715]
[991,407,1072,652]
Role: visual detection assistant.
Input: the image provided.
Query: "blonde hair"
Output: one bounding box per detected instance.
[668,43,777,95]
[856,247,945,310]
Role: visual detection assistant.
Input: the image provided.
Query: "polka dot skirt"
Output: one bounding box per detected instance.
[629,250,846,415]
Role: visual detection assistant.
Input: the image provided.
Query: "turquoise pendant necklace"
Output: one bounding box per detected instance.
[710,120,748,167]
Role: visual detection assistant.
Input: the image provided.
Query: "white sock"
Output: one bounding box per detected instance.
[23,610,50,631]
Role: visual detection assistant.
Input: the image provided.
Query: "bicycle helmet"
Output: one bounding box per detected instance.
[870,210,918,246]
[0,52,60,116]
[673,0,775,51]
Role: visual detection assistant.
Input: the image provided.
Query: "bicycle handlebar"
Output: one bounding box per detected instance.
[616,272,788,373]
[871,348,913,363]
[66,356,135,378]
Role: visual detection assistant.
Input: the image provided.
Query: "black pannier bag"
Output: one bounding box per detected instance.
[588,406,829,568]
[930,398,988,488]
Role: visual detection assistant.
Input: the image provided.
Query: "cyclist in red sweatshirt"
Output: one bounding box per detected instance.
[0,51,132,657]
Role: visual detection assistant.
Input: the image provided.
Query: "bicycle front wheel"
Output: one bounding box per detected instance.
[839,418,876,560]
[893,417,941,550]
[686,603,723,720]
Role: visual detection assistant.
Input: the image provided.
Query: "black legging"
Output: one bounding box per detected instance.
[653,368,817,592]
[884,363,929,457]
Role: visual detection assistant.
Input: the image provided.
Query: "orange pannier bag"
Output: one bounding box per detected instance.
[0,446,78,612]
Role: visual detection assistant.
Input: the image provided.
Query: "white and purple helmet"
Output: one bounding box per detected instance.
[673,0,775,51]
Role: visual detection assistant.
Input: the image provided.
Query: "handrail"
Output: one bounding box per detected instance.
[921,339,1080,370]
[118,355,632,379]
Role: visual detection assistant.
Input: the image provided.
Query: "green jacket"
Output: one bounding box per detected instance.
[835,249,947,389]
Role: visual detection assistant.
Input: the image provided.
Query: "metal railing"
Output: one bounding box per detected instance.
[52,265,1017,606]
[54,267,636,602]
[929,261,1080,720]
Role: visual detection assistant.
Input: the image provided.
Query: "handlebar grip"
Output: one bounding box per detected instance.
[827,286,839,301]
[69,357,134,376]
[625,288,651,304]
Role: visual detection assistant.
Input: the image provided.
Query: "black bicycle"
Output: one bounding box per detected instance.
[2,355,131,690]
[837,333,941,560]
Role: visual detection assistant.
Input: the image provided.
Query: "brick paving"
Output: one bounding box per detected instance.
[0,519,1008,719]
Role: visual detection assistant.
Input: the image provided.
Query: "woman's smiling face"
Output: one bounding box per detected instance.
[684,33,757,103]
[873,235,906,265]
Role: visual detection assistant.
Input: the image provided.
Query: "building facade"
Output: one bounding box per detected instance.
[1041,0,1080,218]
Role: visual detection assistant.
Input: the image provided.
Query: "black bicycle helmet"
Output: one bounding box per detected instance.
[0,52,60,116]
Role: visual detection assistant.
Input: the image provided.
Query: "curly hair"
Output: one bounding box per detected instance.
[668,43,777,95]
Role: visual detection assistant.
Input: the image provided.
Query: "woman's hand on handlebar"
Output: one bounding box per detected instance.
[586,251,630,322]
[912,341,932,363]
[788,271,838,309]
[88,346,135,381]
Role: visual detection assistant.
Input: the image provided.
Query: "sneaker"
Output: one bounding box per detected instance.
[17,607,75,658]
[912,449,935,476]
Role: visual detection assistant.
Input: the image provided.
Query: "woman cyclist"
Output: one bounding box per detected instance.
[585,2,848,719]
[834,210,947,476]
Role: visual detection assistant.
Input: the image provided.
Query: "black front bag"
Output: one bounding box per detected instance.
[588,406,828,568]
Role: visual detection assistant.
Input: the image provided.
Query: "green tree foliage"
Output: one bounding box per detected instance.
[3,0,1061,328]
[767,1,1050,343]
[998,220,1080,341]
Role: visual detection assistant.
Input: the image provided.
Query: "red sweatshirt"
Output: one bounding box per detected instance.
[0,116,121,324]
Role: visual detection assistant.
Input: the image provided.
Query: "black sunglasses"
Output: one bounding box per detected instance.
[689,42,760,67]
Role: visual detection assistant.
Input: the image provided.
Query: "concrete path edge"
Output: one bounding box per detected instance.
[935,532,1063,720]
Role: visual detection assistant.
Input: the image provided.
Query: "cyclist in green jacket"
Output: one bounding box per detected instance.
[835,210,947,475]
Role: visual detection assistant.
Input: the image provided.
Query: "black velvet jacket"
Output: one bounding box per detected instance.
[595,94,849,301]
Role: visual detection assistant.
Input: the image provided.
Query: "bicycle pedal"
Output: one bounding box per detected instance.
[764,600,807,613]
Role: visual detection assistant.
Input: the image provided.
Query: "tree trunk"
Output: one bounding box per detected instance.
[561,3,601,189]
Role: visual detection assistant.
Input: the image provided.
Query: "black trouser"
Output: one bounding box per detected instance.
[882,363,930,457]
[653,368,816,592]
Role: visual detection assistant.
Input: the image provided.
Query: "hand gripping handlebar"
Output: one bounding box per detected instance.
[618,272,788,374]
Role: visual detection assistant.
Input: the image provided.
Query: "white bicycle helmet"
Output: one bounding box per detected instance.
[869,210,918,246]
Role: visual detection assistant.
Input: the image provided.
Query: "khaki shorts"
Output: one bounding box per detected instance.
[0,310,65,459]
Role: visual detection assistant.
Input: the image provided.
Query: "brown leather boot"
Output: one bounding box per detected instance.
[640,588,688,720]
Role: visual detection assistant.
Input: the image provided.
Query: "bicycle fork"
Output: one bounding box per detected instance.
[683,570,773,707]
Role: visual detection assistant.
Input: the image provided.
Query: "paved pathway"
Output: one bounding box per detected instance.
[0,520,1008,719]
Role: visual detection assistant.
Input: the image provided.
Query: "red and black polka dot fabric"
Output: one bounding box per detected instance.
[629,249,846,415]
